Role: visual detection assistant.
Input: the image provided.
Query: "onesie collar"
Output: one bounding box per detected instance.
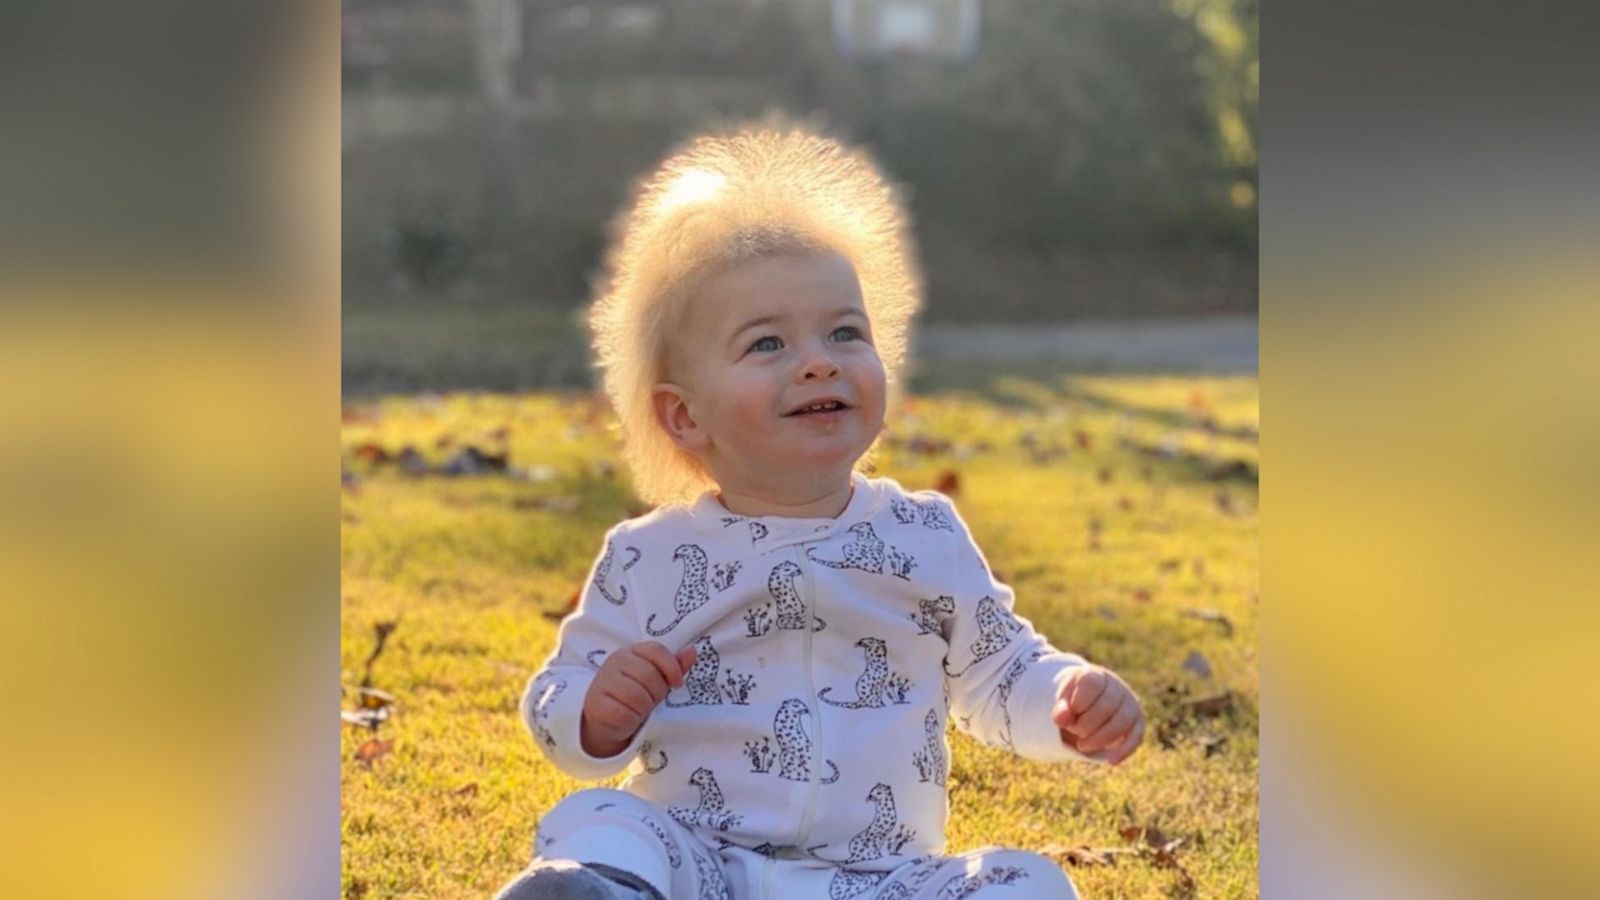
[687,472,881,553]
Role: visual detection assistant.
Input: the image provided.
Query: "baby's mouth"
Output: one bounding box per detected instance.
[784,399,853,417]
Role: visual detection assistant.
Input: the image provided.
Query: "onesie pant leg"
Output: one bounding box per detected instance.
[529,787,735,900]
[874,847,1078,900]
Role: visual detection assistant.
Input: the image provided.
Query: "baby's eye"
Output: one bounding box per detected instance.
[749,335,784,353]
[829,325,863,343]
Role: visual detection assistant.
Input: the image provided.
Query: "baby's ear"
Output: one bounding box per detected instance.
[651,383,708,452]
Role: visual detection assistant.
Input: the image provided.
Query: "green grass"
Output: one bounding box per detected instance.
[341,375,1258,899]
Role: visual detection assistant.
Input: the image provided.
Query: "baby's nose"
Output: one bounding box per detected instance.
[798,353,840,381]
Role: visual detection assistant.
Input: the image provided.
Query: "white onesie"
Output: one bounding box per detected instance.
[521,473,1095,899]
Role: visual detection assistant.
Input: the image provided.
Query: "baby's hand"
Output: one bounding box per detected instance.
[1052,666,1144,765]
[580,641,697,758]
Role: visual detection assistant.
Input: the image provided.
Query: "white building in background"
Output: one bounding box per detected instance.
[831,0,979,60]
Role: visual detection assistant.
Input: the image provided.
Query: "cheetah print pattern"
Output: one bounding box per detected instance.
[639,740,669,774]
[994,649,1047,752]
[944,596,1025,677]
[891,497,955,532]
[909,595,955,636]
[666,635,724,707]
[689,845,732,900]
[875,856,945,900]
[768,560,826,631]
[915,708,947,786]
[935,865,1030,899]
[526,674,565,748]
[646,543,711,636]
[590,540,640,605]
[668,767,742,832]
[808,522,884,573]
[827,867,887,900]
[820,637,909,709]
[810,783,914,865]
[637,813,681,868]
[773,698,840,783]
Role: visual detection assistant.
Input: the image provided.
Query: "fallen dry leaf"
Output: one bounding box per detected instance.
[355,739,393,767]
[1132,588,1153,603]
[1073,429,1093,451]
[1181,692,1235,717]
[934,470,961,496]
[1180,608,1235,637]
[354,443,389,464]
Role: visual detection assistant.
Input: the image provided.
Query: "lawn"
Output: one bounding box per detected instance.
[340,373,1258,899]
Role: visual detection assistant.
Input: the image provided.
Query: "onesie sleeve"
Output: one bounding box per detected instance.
[933,495,1103,765]
[521,522,655,780]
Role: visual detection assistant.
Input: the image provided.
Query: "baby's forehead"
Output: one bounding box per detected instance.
[688,251,866,320]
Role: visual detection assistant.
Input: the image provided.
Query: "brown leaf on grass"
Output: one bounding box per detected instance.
[1119,825,1184,853]
[1180,608,1235,637]
[1040,844,1140,867]
[354,443,389,464]
[452,783,479,798]
[1116,496,1135,513]
[1181,692,1235,717]
[354,739,393,767]
[545,587,582,621]
[1073,429,1093,450]
[1132,588,1153,603]
[934,470,961,496]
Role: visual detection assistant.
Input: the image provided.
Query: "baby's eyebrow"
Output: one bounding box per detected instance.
[729,314,784,344]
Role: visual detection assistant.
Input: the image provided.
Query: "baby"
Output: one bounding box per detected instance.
[497,122,1144,900]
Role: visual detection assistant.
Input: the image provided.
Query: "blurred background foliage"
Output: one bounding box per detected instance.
[342,0,1257,330]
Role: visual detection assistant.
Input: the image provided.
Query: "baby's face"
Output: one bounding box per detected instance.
[667,251,887,491]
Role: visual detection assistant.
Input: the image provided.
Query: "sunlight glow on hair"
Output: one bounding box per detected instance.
[588,118,923,506]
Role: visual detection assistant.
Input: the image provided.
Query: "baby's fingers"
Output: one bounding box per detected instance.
[1100,716,1145,766]
[1067,689,1123,739]
[631,641,690,688]
[1076,698,1139,753]
[601,678,656,721]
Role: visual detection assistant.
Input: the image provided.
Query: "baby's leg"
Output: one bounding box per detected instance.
[874,847,1078,899]
[496,787,733,900]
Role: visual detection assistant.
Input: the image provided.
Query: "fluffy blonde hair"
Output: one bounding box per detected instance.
[588,117,923,507]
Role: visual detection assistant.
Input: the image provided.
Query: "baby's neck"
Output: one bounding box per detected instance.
[714,478,855,520]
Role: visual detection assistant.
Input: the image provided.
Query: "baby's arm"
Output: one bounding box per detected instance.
[521,524,680,779]
[933,496,1116,765]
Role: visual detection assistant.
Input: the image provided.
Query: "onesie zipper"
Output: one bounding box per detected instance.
[790,544,824,850]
